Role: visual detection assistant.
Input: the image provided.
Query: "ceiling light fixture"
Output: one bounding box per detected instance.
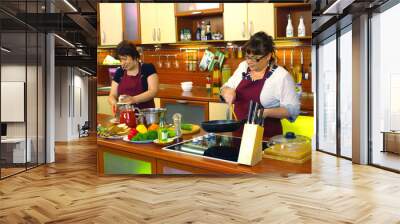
[1,47,11,53]
[322,0,355,15]
[77,67,93,76]
[63,0,78,12]
[54,34,75,48]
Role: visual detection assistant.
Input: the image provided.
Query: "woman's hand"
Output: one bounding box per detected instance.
[222,88,236,104]
[111,103,117,116]
[121,96,137,105]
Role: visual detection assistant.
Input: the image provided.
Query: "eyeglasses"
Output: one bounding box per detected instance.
[245,54,267,62]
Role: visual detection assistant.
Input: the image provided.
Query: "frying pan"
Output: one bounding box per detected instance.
[201,119,246,133]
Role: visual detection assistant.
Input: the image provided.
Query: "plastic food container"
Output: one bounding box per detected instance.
[263,132,311,163]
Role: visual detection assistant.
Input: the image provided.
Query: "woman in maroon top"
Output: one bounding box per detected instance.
[108,41,159,113]
[220,32,299,138]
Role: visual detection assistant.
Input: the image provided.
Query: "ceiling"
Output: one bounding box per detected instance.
[0,0,97,74]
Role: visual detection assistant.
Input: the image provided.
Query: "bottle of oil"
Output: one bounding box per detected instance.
[157,114,168,143]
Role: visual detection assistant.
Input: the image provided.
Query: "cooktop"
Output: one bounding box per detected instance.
[163,134,270,163]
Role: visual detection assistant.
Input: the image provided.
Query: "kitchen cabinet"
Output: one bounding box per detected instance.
[99,3,123,46]
[154,97,161,108]
[160,98,209,124]
[209,102,229,120]
[223,3,275,41]
[175,3,223,16]
[97,95,112,115]
[156,160,217,174]
[98,147,156,175]
[140,3,176,44]
[122,3,141,44]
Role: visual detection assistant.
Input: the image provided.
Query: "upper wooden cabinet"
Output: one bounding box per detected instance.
[99,3,123,46]
[140,3,176,44]
[175,3,223,16]
[122,3,141,44]
[223,3,275,41]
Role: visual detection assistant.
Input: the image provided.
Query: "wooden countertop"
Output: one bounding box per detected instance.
[98,84,314,115]
[97,114,311,174]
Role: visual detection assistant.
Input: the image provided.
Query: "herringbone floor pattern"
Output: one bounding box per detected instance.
[1,136,400,224]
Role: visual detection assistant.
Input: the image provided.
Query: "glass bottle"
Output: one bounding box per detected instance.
[195,22,201,40]
[200,21,206,41]
[172,113,182,139]
[286,14,293,38]
[157,114,169,143]
[206,21,212,40]
[298,16,306,37]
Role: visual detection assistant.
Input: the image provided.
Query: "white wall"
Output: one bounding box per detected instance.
[54,67,89,141]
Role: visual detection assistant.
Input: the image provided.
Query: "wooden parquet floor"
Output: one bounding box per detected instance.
[1,136,400,224]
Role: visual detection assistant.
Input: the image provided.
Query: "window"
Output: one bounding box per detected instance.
[370,2,400,171]
[317,35,337,154]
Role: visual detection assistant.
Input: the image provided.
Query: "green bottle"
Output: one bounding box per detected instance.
[157,115,169,143]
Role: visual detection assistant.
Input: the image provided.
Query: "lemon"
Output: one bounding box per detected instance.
[136,124,148,134]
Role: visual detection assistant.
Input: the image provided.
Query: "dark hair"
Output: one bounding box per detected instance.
[243,31,275,63]
[116,40,140,60]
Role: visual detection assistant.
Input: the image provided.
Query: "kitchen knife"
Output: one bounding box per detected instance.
[247,100,254,124]
[252,102,259,124]
[257,109,264,126]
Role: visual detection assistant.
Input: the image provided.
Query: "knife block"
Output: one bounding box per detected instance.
[238,123,264,166]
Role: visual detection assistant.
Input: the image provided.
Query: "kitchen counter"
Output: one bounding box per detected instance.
[97,84,314,115]
[97,114,311,175]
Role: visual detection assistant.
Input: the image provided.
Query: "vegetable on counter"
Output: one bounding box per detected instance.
[181,123,193,131]
[131,130,158,141]
[136,124,148,134]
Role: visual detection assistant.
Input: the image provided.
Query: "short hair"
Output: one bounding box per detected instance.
[243,31,275,62]
[116,40,140,60]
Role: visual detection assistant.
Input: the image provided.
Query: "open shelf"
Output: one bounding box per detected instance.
[176,13,223,43]
[275,4,312,40]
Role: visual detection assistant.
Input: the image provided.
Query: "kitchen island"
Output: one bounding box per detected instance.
[97,114,311,175]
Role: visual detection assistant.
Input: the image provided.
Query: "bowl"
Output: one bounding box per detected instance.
[181,85,192,92]
[181,81,193,87]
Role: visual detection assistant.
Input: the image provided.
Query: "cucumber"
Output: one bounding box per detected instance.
[181,123,193,131]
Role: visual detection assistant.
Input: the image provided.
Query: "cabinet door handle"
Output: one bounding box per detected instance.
[157,28,161,41]
[250,21,254,36]
[152,28,156,41]
[248,22,251,37]
[176,100,188,104]
[102,31,105,44]
[242,22,246,38]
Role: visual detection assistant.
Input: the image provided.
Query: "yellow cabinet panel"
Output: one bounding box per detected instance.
[157,3,176,44]
[140,3,158,44]
[154,98,161,108]
[209,102,229,120]
[247,3,275,38]
[99,3,123,46]
[140,3,175,44]
[223,3,248,41]
[97,96,113,116]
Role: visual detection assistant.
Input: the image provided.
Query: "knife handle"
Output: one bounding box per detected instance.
[252,102,259,124]
[247,100,253,124]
